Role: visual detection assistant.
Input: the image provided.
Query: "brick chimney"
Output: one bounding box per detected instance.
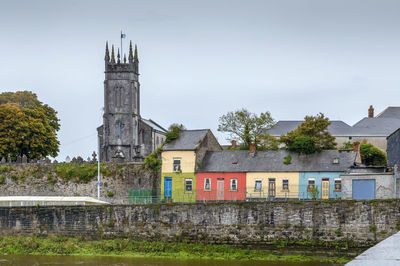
[368,105,374,118]
[249,142,256,153]
[353,141,360,152]
[231,140,237,148]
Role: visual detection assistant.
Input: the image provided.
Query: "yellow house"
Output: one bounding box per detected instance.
[161,129,221,203]
[246,172,299,199]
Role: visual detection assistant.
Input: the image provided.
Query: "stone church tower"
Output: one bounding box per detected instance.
[98,41,166,162]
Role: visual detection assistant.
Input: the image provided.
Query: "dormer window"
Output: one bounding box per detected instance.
[333,158,339,164]
[173,158,181,172]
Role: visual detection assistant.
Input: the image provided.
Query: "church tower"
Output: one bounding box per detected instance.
[98,41,141,161]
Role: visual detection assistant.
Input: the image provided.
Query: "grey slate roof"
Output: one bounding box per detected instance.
[268,120,353,137]
[198,150,356,172]
[352,117,400,136]
[376,107,400,118]
[141,118,167,133]
[162,129,209,151]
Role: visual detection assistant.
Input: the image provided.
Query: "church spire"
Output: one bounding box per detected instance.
[134,44,138,61]
[105,41,110,62]
[117,48,121,64]
[111,45,115,64]
[128,41,133,62]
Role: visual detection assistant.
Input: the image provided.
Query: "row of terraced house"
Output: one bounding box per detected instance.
[160,129,360,203]
[158,106,400,203]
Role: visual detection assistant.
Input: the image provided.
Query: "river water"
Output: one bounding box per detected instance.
[0,255,336,266]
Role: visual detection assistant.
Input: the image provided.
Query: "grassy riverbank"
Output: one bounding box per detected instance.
[0,236,349,264]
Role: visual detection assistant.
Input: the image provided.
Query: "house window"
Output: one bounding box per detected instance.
[333,158,339,164]
[173,158,181,172]
[255,180,262,191]
[334,179,341,191]
[308,179,315,190]
[204,178,211,191]
[185,179,192,192]
[282,179,289,191]
[230,179,238,191]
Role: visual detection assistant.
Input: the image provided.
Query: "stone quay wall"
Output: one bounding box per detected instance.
[0,200,399,247]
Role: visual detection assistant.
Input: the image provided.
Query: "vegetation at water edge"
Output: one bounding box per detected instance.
[0,236,349,264]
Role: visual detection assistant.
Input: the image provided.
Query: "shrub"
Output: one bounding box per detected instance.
[288,135,316,154]
[107,191,114,198]
[144,148,161,171]
[360,143,387,166]
[283,155,292,165]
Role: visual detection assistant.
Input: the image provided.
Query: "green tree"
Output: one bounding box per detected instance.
[360,142,387,166]
[0,91,60,160]
[218,108,277,149]
[280,113,336,152]
[288,135,316,154]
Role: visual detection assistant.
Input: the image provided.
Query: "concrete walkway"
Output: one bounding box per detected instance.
[346,232,400,265]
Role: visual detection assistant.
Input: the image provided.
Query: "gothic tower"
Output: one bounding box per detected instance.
[98,41,141,161]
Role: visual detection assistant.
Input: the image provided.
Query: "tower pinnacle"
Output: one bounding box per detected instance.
[128,41,133,62]
[117,48,121,64]
[111,45,115,64]
[105,41,110,61]
[134,44,138,61]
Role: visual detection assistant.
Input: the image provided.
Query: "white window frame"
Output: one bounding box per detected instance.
[334,178,341,191]
[308,178,316,190]
[204,178,211,191]
[230,178,238,191]
[282,179,289,191]
[255,179,262,192]
[173,158,181,172]
[185,178,192,192]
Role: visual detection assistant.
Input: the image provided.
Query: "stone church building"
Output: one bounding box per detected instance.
[97,41,166,162]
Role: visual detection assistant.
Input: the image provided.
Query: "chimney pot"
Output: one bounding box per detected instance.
[368,105,374,118]
[231,140,237,148]
[249,142,256,153]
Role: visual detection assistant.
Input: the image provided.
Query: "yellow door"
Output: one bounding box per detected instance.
[321,180,329,199]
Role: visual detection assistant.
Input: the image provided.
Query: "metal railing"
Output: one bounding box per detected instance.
[127,185,342,204]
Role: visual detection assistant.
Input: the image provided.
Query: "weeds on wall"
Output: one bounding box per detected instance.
[54,163,110,183]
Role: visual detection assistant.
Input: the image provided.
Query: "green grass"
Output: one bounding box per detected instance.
[0,236,349,263]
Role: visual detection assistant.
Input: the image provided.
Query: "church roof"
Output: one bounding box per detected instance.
[141,118,167,133]
[198,150,356,173]
[162,129,210,151]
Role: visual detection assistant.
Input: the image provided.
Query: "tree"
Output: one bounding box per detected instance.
[0,91,60,160]
[218,108,276,149]
[288,135,316,154]
[280,113,336,152]
[360,142,387,166]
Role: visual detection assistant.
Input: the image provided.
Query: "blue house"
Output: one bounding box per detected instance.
[297,150,356,200]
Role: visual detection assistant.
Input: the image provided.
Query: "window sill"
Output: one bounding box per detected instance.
[229,190,238,192]
[185,191,193,193]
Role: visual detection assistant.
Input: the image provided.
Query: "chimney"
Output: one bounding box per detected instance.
[249,142,256,153]
[368,105,374,118]
[353,141,360,152]
[231,140,237,148]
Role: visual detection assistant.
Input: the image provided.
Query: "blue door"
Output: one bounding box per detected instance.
[352,179,375,200]
[164,177,172,198]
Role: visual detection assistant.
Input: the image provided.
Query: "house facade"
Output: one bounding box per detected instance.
[160,130,221,203]
[298,172,343,200]
[196,172,246,201]
[246,172,299,200]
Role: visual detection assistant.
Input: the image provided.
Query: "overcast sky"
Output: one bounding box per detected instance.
[1,0,400,161]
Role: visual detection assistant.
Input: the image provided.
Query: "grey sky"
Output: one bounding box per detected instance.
[1,0,400,161]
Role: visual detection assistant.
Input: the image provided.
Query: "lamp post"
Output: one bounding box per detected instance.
[97,134,101,200]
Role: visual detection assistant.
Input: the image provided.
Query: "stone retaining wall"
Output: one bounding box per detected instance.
[0,200,398,247]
